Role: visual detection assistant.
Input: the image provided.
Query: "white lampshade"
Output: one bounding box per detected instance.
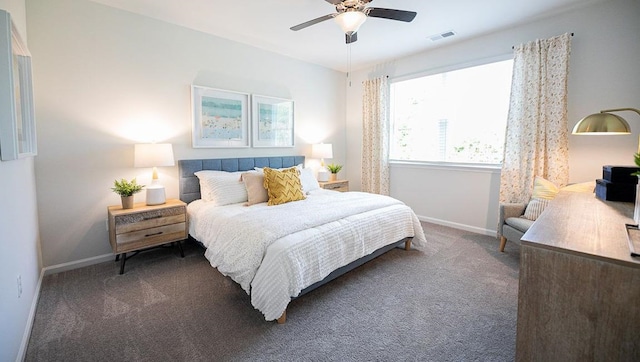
[134,143,175,168]
[134,143,174,206]
[312,143,333,160]
[334,11,367,34]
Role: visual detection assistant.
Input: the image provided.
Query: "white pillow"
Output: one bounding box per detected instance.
[194,170,248,206]
[299,167,320,194]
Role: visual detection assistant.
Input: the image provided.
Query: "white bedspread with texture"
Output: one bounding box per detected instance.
[188,189,426,321]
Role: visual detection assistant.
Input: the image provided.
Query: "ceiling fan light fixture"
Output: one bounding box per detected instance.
[334,10,367,34]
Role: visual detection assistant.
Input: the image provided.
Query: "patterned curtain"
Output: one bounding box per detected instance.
[362,76,390,195]
[499,33,572,204]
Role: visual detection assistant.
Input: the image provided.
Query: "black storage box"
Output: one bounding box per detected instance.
[602,165,640,184]
[595,179,636,202]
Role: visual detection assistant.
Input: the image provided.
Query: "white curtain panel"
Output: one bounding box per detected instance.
[362,76,390,195]
[499,33,572,204]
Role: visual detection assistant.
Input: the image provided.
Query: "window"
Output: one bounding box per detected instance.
[390,59,513,165]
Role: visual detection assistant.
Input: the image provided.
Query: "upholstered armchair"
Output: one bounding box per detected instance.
[498,178,595,252]
[497,202,535,252]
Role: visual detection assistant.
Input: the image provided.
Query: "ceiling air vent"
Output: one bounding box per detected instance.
[429,30,456,42]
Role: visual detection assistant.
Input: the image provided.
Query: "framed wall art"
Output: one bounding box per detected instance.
[191,85,250,148]
[251,95,294,148]
[0,10,37,161]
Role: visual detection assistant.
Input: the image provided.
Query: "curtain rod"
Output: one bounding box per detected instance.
[361,75,389,84]
[512,33,574,50]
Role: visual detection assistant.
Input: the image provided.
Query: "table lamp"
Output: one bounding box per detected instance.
[312,143,333,182]
[573,107,640,223]
[134,143,175,205]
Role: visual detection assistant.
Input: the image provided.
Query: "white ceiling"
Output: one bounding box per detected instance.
[88,0,601,72]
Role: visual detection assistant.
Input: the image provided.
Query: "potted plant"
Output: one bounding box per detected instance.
[326,163,343,182]
[111,178,144,209]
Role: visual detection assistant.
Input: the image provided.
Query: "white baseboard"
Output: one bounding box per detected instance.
[16,268,43,362]
[42,253,114,276]
[418,215,497,238]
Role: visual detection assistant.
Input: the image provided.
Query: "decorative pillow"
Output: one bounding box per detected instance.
[262,167,305,206]
[241,172,268,206]
[299,167,320,194]
[561,181,595,193]
[522,176,560,221]
[194,170,248,206]
[531,176,559,200]
[523,198,551,221]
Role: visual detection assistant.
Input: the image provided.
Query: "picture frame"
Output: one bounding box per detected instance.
[251,95,294,148]
[0,11,37,161]
[191,85,250,148]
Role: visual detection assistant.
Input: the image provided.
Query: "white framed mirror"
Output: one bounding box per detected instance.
[0,10,36,161]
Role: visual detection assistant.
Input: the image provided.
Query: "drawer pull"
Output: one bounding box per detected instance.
[145,231,163,237]
[143,215,162,221]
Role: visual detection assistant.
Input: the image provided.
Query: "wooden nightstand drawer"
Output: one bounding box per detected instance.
[116,222,187,252]
[319,180,349,192]
[115,212,185,234]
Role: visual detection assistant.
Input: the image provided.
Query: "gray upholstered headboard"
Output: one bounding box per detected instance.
[178,156,305,204]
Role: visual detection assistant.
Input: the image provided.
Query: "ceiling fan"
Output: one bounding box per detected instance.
[290,0,417,44]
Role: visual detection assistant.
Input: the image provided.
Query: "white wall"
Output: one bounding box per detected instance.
[346,0,640,235]
[0,1,42,361]
[26,0,346,268]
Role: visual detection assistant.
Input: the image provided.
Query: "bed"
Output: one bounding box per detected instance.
[179,156,426,323]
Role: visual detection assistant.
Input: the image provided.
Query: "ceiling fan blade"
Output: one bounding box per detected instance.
[324,0,343,4]
[366,8,417,22]
[290,14,336,31]
[345,32,358,44]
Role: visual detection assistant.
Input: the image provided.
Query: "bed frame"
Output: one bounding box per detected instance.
[178,156,411,323]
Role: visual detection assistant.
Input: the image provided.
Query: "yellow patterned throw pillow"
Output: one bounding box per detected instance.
[263,167,305,206]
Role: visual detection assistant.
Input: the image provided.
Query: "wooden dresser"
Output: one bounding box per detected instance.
[517,191,640,360]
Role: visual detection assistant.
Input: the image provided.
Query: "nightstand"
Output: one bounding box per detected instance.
[107,199,187,274]
[319,179,349,192]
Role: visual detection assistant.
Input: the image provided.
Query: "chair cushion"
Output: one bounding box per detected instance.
[505,217,535,233]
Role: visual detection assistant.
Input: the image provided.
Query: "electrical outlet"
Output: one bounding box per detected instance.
[17,275,22,298]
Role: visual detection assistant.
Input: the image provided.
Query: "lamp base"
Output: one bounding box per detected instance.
[146,184,166,205]
[317,168,330,182]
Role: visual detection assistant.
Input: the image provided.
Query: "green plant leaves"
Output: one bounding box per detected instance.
[111,178,144,197]
[327,163,343,174]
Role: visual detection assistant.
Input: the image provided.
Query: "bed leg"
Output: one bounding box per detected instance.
[404,238,412,251]
[276,311,286,324]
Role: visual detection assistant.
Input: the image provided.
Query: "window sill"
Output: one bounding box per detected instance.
[389,160,501,173]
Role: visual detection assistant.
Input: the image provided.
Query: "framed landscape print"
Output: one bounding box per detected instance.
[251,95,294,148]
[191,85,250,148]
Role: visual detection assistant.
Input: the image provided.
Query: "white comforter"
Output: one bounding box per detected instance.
[188,189,426,321]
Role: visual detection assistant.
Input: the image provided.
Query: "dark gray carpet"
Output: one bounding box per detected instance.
[25,223,520,361]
